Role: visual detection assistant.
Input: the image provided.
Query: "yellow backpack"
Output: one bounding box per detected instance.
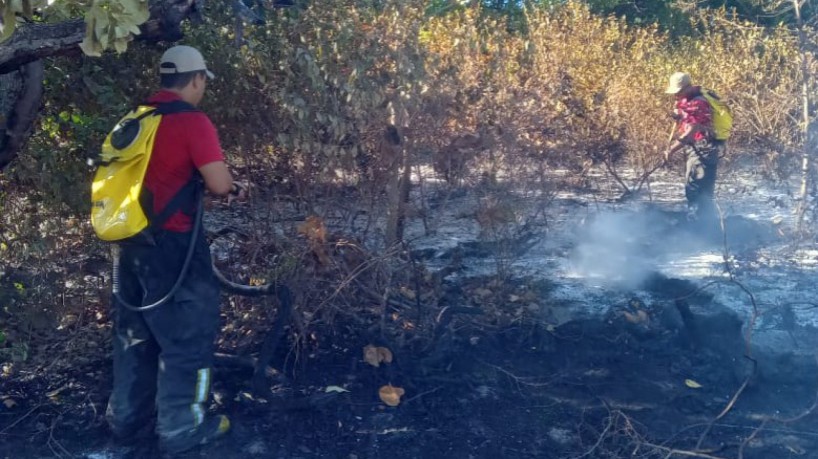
[701,89,732,141]
[91,101,197,242]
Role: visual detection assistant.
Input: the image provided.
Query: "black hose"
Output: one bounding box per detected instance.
[111,194,204,312]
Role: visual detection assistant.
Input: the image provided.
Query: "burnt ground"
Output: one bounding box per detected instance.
[4,264,818,458]
[3,281,818,459]
[4,170,818,459]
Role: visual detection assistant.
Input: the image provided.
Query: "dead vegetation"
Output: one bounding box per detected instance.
[3,2,818,457]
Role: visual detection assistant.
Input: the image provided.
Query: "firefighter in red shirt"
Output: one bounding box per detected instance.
[105,45,241,454]
[663,72,724,223]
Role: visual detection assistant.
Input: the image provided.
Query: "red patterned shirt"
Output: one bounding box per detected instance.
[674,88,712,141]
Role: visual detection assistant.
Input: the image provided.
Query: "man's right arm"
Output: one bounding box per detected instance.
[188,114,234,196]
[199,161,233,196]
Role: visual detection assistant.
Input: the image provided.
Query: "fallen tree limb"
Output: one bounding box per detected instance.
[213,352,257,369]
[212,263,294,396]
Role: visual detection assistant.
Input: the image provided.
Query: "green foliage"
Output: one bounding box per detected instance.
[0,0,47,41]
[79,0,150,56]
[0,0,149,56]
[0,341,29,362]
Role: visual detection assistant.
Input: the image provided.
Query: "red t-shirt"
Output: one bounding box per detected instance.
[143,91,224,232]
[675,88,712,142]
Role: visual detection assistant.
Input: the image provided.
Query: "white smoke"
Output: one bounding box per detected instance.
[568,209,705,289]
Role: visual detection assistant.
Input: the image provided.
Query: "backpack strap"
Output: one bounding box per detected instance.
[142,99,203,233]
[147,178,204,232]
[151,99,198,115]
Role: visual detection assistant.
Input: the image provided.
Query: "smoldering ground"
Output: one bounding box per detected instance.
[568,207,723,289]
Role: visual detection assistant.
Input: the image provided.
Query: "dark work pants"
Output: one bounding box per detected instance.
[106,229,220,441]
[684,140,724,221]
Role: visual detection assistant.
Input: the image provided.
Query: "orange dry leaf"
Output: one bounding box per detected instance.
[378,385,405,407]
[297,216,327,244]
[298,216,330,266]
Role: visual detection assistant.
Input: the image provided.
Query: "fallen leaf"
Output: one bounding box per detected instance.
[363,345,393,367]
[363,345,381,367]
[325,385,350,393]
[378,385,405,407]
[298,216,331,265]
[297,216,327,244]
[399,287,416,300]
[2,398,16,409]
[785,443,805,455]
[685,379,703,389]
[377,347,393,364]
[46,386,66,401]
[623,310,648,324]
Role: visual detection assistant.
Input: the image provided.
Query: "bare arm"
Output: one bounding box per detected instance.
[199,161,233,196]
[666,122,707,159]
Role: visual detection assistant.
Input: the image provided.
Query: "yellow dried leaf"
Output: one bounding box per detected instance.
[2,398,16,409]
[685,379,703,389]
[378,385,405,407]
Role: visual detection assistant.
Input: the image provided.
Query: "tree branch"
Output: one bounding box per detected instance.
[0,0,201,75]
[0,0,201,170]
[0,19,85,75]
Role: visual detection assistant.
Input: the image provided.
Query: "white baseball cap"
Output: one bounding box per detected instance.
[159,45,215,79]
[665,71,691,94]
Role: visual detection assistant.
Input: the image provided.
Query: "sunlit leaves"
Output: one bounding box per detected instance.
[79,0,149,56]
[0,0,147,53]
[0,0,46,41]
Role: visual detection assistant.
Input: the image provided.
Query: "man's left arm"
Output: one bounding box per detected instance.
[665,123,707,160]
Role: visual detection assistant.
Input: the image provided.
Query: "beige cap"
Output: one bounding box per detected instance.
[159,45,215,79]
[665,72,691,94]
